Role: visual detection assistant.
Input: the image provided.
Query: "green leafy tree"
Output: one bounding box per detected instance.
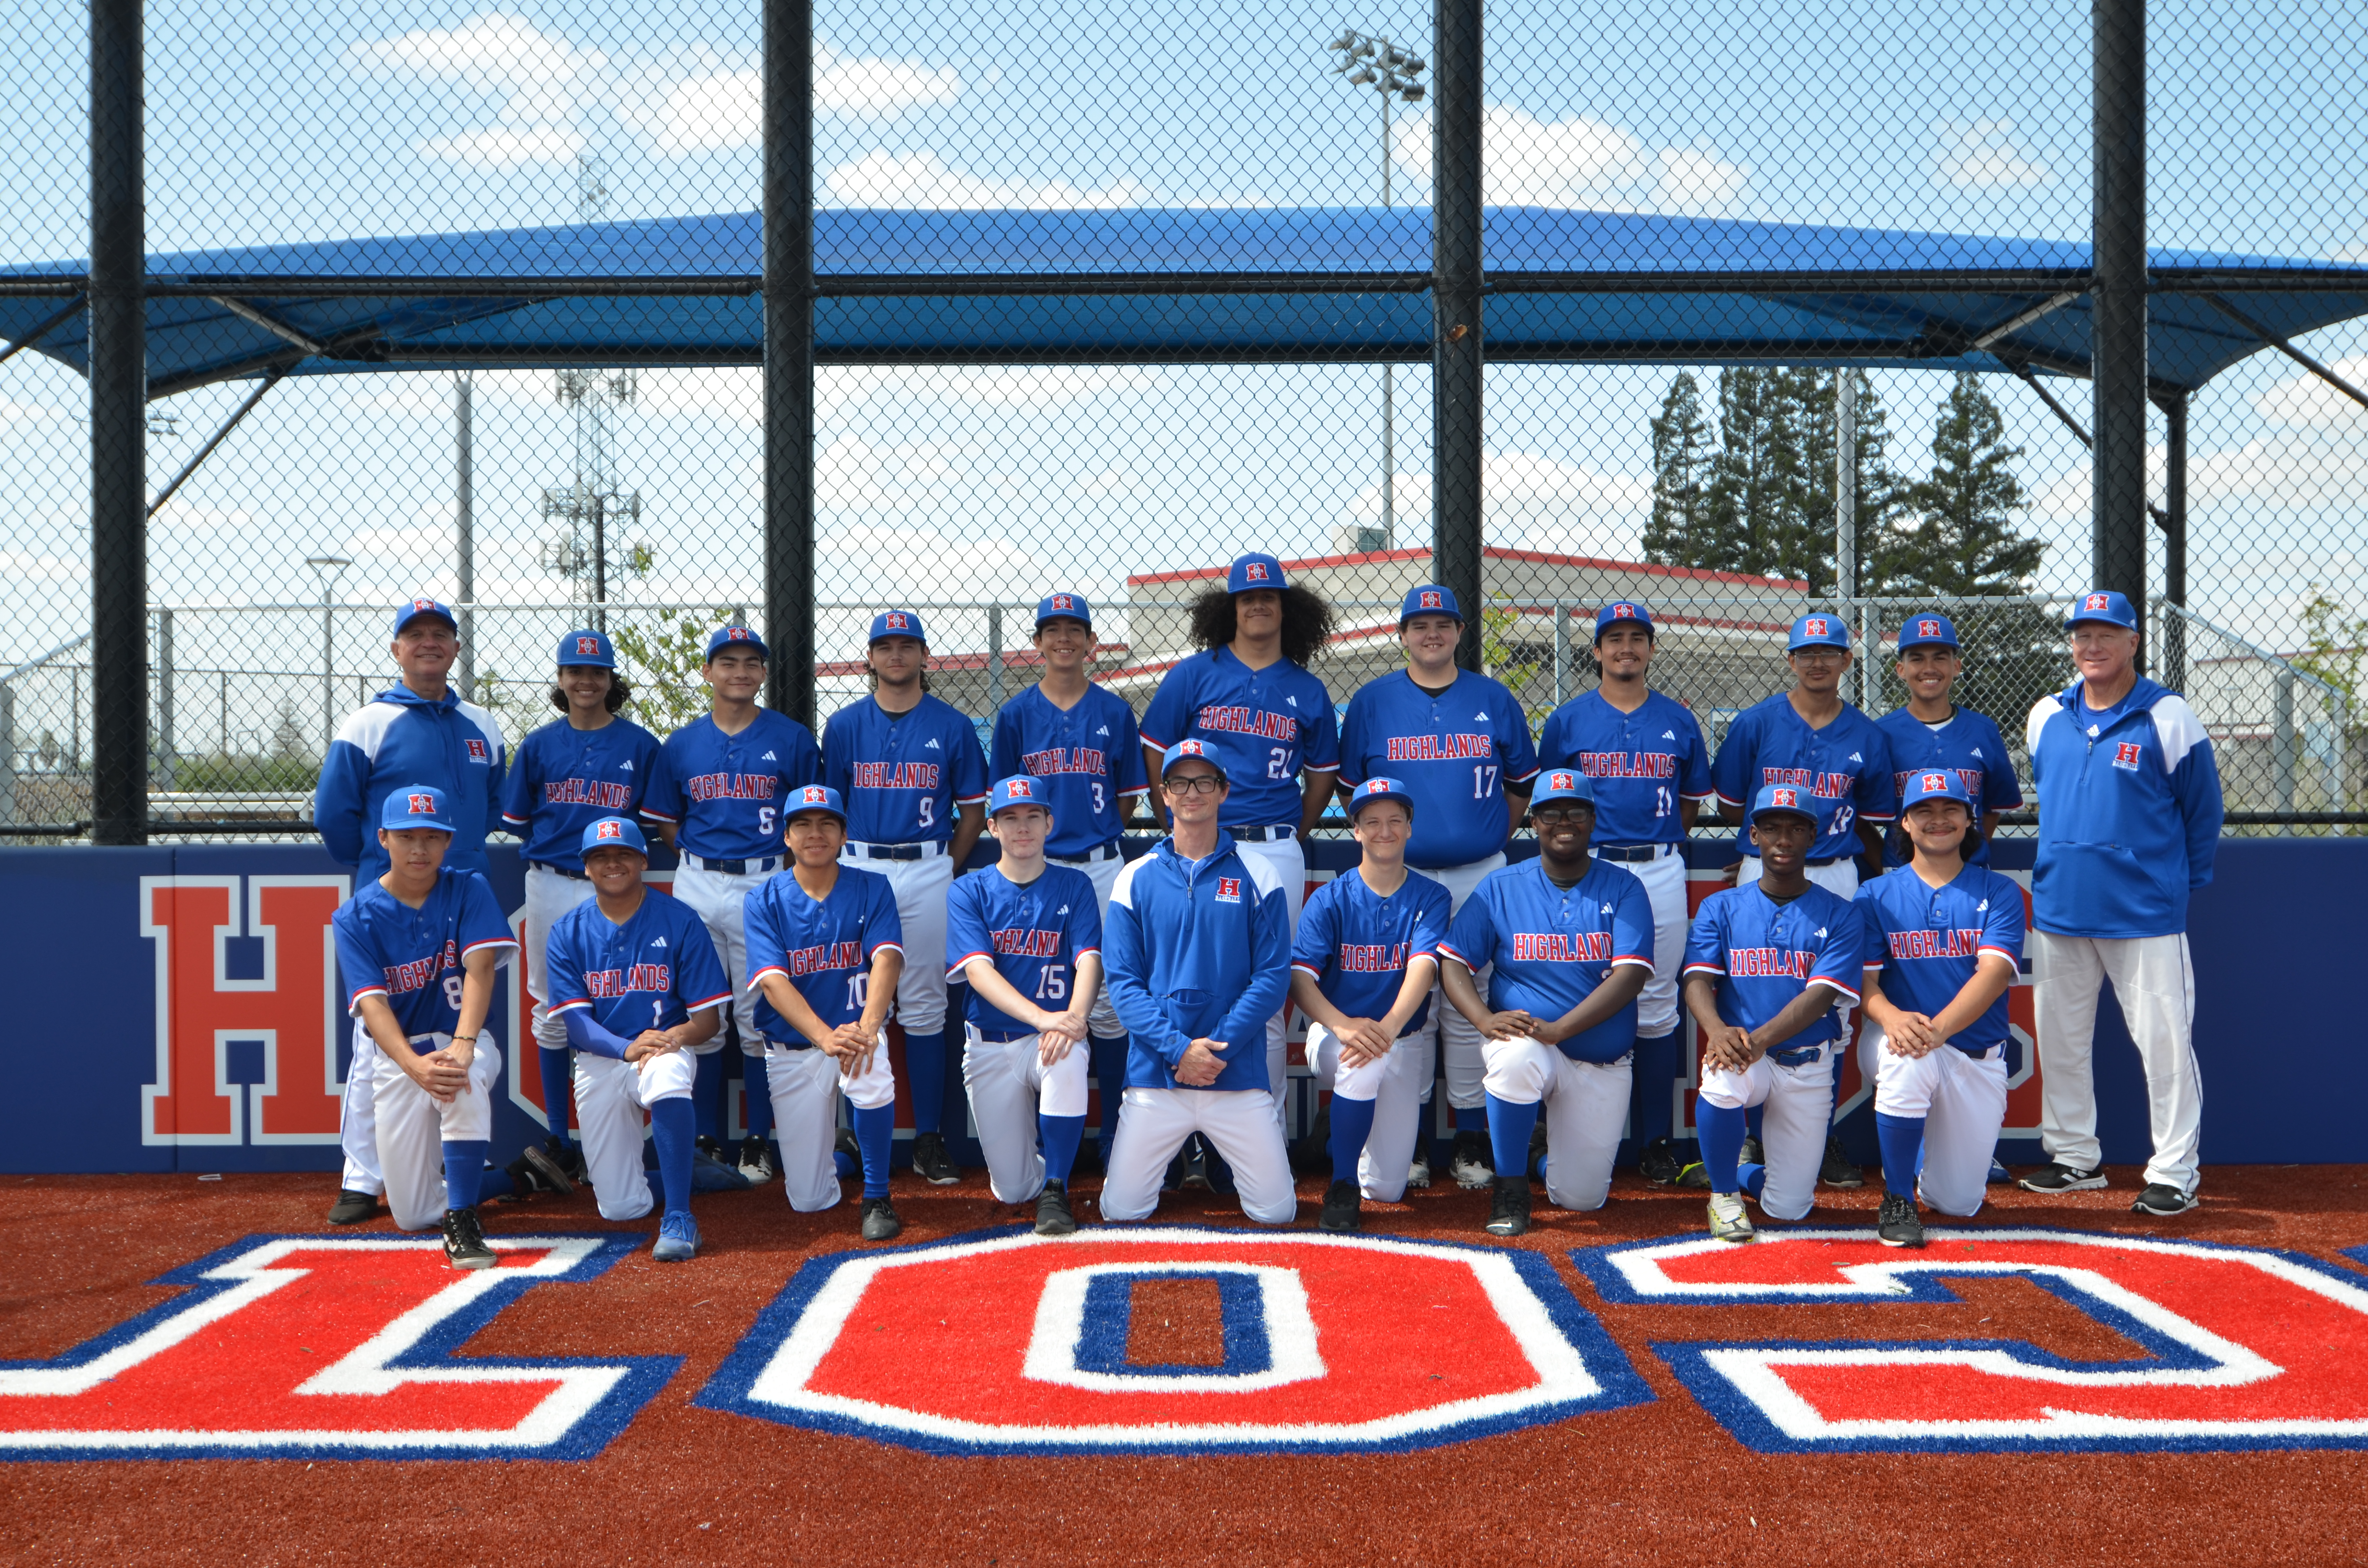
[1642,372,1714,568]
[1790,368,1900,599]
[1889,372,2045,596]
[611,613,721,735]
[1700,368,1793,578]
[2292,587,2368,714]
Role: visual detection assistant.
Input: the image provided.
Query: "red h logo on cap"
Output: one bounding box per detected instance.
[1180,740,1205,756]
[1011,779,1033,796]
[1246,563,1270,582]
[1806,617,1829,637]
[597,820,622,839]
[888,612,910,630]
[1918,619,1940,638]
[576,635,601,655]
[2086,593,2111,612]
[407,793,437,815]
[1052,595,1074,612]
[804,786,827,804]
[1772,787,1798,808]
[1551,772,1575,790]
[727,627,749,641]
[1613,603,1635,618]
[1921,773,1948,793]
[1419,590,1442,609]
[413,598,436,612]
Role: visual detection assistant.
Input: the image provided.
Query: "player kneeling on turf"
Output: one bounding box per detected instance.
[948,776,1105,1236]
[330,786,518,1267]
[1856,772,2025,1249]
[545,817,733,1262]
[1437,771,1654,1237]
[1684,785,1866,1243]
[1292,778,1451,1232]
[745,785,908,1240]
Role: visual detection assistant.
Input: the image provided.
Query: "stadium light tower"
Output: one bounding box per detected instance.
[1328,28,1425,552]
[538,155,645,632]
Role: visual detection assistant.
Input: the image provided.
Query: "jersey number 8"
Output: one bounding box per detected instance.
[441,973,465,1011]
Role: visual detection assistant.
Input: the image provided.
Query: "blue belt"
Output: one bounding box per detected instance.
[695,854,780,875]
[1767,1042,1828,1068]
[1594,844,1669,863]
[762,1035,817,1053]
[849,841,935,861]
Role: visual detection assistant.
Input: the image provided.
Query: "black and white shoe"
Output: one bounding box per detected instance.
[834,1127,861,1177]
[1484,1174,1532,1237]
[2131,1183,2198,1216]
[695,1133,725,1162]
[860,1196,902,1241]
[1288,1103,1332,1175]
[1035,1180,1078,1236]
[1638,1136,1684,1186]
[327,1188,378,1225]
[2018,1161,2108,1193]
[1737,1135,1765,1168]
[1406,1151,1432,1190]
[1877,1190,1925,1249]
[1449,1128,1493,1190]
[1318,1179,1361,1234]
[520,1143,577,1197]
[737,1136,776,1186]
[911,1131,960,1186]
[441,1206,495,1270]
[1178,1136,1214,1192]
[1820,1134,1865,1189]
[546,1136,588,1186]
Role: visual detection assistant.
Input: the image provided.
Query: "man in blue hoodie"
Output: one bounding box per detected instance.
[314,597,509,1227]
[2019,591,2223,1216]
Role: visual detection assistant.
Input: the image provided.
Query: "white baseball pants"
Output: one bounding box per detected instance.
[1051,848,1125,1039]
[1736,855,1861,1045]
[1307,1020,1433,1203]
[571,1048,697,1222]
[1482,1036,1632,1212]
[1100,1086,1297,1225]
[2031,930,2203,1196]
[1613,848,1689,1038]
[339,1020,383,1196]
[371,1033,502,1233]
[962,1027,1091,1204]
[763,1036,897,1213]
[1869,1029,2007,1218]
[522,864,598,1053]
[670,858,776,1060]
[1699,1043,1834,1222]
[1422,853,1505,1113]
[842,846,953,1037]
[1232,833,1307,1132]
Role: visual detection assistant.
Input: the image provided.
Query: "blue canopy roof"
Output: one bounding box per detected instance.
[3,207,2362,399]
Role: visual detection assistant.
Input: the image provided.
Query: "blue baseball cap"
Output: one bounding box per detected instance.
[1226,553,1286,594]
[869,609,927,644]
[392,597,456,637]
[1594,600,1654,640]
[2065,589,2138,630]
[1527,767,1597,811]
[705,624,769,662]
[1788,612,1851,652]
[1749,783,1818,824]
[1035,592,1092,631]
[580,816,648,858]
[380,784,455,833]
[1896,612,1960,651]
[1399,585,1461,626]
[783,783,846,825]
[1160,738,1229,781]
[1345,775,1415,821]
[987,775,1054,818]
[1899,770,1974,813]
[557,628,616,669]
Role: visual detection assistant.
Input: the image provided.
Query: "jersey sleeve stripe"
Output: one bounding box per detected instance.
[1611,954,1654,970]
[461,935,519,956]
[1714,789,1744,808]
[1288,959,1325,980]
[944,950,992,980]
[1435,939,1479,969]
[1682,961,1727,977]
[1681,787,1717,802]
[1506,764,1542,783]
[638,806,680,823]
[955,791,989,806]
[345,984,391,1010]
[685,989,733,1013]
[747,964,789,989]
[1118,785,1149,797]
[1977,944,2022,965]
[1811,974,1863,1004]
[501,812,530,827]
[1302,760,1341,773]
[868,940,906,960]
[1073,944,1100,960]
[1137,728,1172,751]
[548,996,593,1015]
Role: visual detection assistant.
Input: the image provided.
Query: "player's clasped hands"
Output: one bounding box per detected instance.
[1881,1011,1947,1059]
[1699,1019,1757,1073]
[1475,1008,1539,1043]
[1175,1037,1228,1087]
[1332,1016,1395,1066]
[1035,1005,1091,1066]
[821,1022,880,1078]
[409,1042,474,1104]
[623,1029,679,1066]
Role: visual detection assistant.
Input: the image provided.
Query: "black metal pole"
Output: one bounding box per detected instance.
[1432,0,1485,673]
[763,0,816,724]
[89,0,146,845]
[2155,388,2187,690]
[2092,0,2148,639]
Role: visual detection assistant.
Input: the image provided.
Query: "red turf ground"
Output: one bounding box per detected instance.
[5,1164,2366,1566]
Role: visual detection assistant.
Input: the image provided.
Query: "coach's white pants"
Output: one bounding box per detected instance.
[1869,1029,2007,1219]
[1611,848,1689,1038]
[1101,1086,1297,1225]
[1422,853,1505,1113]
[1736,856,1860,1046]
[1482,1036,1631,1212]
[843,847,953,1037]
[572,1048,697,1222]
[2031,930,2203,1196]
[1232,833,1307,1132]
[764,1037,897,1213]
[962,1027,1091,1204]
[1307,1021,1432,1203]
[372,1033,501,1233]
[339,1020,383,1196]
[1700,1043,1834,1223]
[522,864,599,1053]
[671,858,775,1059]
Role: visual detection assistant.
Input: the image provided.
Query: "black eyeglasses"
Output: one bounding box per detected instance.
[1530,808,1592,826]
[1165,773,1225,796]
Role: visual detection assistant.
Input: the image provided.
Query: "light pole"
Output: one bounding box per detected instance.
[1329,28,1426,551]
[304,555,351,759]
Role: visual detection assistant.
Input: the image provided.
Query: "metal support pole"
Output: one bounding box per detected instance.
[1552,601,1568,708]
[763,0,816,724]
[591,491,607,634]
[2156,389,2187,691]
[1431,0,1484,673]
[2273,665,2296,834]
[89,0,146,844]
[987,604,1005,712]
[321,587,336,760]
[456,371,474,701]
[0,684,17,825]
[2092,0,2149,642]
[1835,374,1861,707]
[155,606,174,792]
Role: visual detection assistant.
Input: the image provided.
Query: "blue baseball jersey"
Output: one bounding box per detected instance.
[1535,689,1715,846]
[1139,648,1339,830]
[822,694,990,845]
[1337,670,1541,869]
[544,888,732,1049]
[501,715,668,868]
[741,866,904,1046]
[990,684,1150,856]
[1856,866,2026,1055]
[1439,860,1655,1062]
[644,710,823,862]
[1682,882,1864,1046]
[944,863,1105,1036]
[1711,694,1899,859]
[332,869,517,1041]
[1876,706,2024,867]
[1105,835,1292,1092]
[1289,867,1452,1034]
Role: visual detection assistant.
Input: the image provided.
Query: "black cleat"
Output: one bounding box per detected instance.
[1529,1117,1549,1179]
[695,1133,724,1161]
[1449,1127,1493,1189]
[2131,1182,2198,1216]
[860,1196,902,1241]
[327,1188,378,1225]
[1484,1174,1532,1237]
[441,1205,495,1270]
[1737,1134,1764,1168]
[1035,1180,1078,1236]
[520,1143,576,1197]
[1639,1136,1684,1186]
[1318,1179,1362,1233]
[2019,1161,2108,1193]
[545,1136,588,1185]
[1820,1134,1865,1188]
[1162,1145,1191,1192]
[911,1130,960,1186]
[834,1127,861,1177]
[1876,1190,1925,1248]
[1288,1103,1332,1175]
[1178,1136,1213,1191]
[737,1136,777,1185]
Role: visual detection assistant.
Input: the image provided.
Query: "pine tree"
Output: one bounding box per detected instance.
[1642,372,1713,569]
[1702,368,1797,578]
[1790,369,1898,599]
[1892,371,2045,596]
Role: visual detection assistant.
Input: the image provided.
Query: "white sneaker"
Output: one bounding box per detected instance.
[1449,1131,1493,1190]
[737,1137,776,1185]
[1707,1191,1755,1244]
[1406,1155,1431,1189]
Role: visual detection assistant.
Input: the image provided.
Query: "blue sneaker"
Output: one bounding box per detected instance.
[1988,1156,2013,1184]
[652,1212,699,1262]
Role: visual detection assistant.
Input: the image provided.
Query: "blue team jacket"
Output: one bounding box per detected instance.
[1104,834,1291,1092]
[2024,676,2223,939]
[314,686,507,883]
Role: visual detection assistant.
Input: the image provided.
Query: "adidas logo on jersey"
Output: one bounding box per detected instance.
[925,738,940,749]
[652,936,668,947]
[620,760,634,770]
[1663,730,1676,739]
[1287,696,1299,708]
[1972,747,1985,759]
[1474,711,1488,721]
[762,750,777,761]
[1815,927,1828,938]
[1848,751,1862,763]
[1096,725,1109,736]
[1057,906,1069,915]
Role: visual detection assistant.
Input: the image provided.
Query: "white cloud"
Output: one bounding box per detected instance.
[0,398,65,425]
[2254,356,2368,427]
[415,127,586,168]
[1653,147,1750,216]
[814,524,1048,602]
[346,524,455,561]
[1352,451,1652,559]
[619,50,960,155]
[1934,119,2053,191]
[823,150,1155,209]
[2033,435,2368,518]
[347,13,603,169]
[151,502,260,532]
[1390,105,1749,216]
[0,550,83,583]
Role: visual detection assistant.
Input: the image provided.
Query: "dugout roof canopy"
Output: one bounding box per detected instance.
[3,206,2365,401]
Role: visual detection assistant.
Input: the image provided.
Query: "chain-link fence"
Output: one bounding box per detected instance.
[2,1,2363,839]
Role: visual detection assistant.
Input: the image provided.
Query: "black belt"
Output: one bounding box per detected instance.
[973,1028,1036,1045]
[694,854,780,875]
[849,842,934,861]
[1806,855,1846,868]
[761,1035,816,1053]
[1232,824,1295,843]
[1594,844,1670,863]
[1767,1042,1828,1067]
[531,861,590,881]
[1050,841,1122,865]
